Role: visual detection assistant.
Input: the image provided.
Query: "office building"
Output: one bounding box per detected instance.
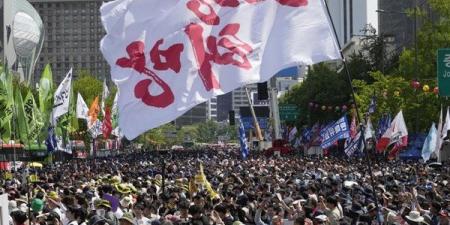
[326,0,379,57]
[28,0,108,83]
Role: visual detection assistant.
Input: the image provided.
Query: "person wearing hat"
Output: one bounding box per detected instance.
[32,191,45,214]
[405,211,425,225]
[95,200,118,225]
[119,212,135,225]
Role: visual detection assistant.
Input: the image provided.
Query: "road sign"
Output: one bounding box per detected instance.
[437,48,450,97]
[279,104,299,121]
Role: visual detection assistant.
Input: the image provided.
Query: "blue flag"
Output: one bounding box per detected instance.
[45,126,58,152]
[320,116,350,149]
[421,123,437,162]
[239,119,249,159]
[377,114,391,139]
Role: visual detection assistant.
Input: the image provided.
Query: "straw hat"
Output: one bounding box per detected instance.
[405,211,424,223]
[119,212,135,225]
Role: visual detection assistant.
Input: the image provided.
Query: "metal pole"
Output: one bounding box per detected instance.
[244,87,263,141]
[161,159,166,194]
[323,1,382,224]
[269,85,282,139]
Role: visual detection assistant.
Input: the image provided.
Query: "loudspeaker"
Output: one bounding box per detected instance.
[229,110,235,125]
[257,82,268,100]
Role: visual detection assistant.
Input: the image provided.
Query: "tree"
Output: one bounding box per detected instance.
[73,70,102,106]
[280,63,352,125]
[398,0,450,81]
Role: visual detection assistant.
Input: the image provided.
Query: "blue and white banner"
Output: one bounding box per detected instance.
[344,131,364,157]
[320,116,350,149]
[239,119,250,159]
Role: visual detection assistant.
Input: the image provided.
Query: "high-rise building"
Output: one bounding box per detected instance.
[28,0,109,83]
[216,92,232,122]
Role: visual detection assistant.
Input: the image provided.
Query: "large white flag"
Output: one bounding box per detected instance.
[101,80,110,116]
[442,107,450,140]
[100,0,341,139]
[51,68,72,124]
[76,93,89,120]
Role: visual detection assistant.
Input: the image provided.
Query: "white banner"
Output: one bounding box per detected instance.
[100,0,341,139]
[76,93,89,120]
[52,68,72,124]
[88,119,103,138]
[101,79,110,116]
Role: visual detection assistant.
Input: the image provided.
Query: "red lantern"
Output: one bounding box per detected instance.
[434,87,439,95]
[411,80,420,90]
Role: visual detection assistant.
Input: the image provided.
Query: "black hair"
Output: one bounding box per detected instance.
[11,210,28,224]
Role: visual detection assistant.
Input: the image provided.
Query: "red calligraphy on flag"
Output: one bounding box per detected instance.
[150,39,184,73]
[116,40,184,108]
[186,0,220,25]
[187,0,307,26]
[185,23,253,91]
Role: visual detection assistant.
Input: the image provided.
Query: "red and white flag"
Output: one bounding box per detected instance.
[100,0,341,139]
[102,107,112,139]
[376,111,408,157]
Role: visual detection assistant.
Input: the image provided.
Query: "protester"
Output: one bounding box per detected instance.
[1,148,449,225]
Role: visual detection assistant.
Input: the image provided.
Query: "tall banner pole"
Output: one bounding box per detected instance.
[245,87,263,141]
[323,1,382,224]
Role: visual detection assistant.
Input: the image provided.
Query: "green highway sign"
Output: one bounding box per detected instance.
[279,104,299,121]
[437,48,450,97]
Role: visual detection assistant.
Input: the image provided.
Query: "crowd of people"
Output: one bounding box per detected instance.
[1,148,449,225]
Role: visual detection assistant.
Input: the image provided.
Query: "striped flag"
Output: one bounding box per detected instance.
[239,119,249,159]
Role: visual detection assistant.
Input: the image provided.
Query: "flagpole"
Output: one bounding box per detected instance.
[245,87,263,142]
[323,1,382,224]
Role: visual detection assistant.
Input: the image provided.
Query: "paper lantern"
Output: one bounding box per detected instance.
[422,85,430,92]
[394,91,400,97]
[342,105,348,111]
[327,106,333,111]
[335,106,340,111]
[315,104,319,108]
[411,80,421,90]
[309,102,314,108]
[434,87,439,95]
[321,105,327,111]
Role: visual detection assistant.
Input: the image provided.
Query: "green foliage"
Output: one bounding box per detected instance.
[398,0,450,80]
[280,63,352,125]
[73,70,102,106]
[353,72,441,132]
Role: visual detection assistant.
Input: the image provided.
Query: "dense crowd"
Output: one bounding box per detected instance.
[2,148,449,225]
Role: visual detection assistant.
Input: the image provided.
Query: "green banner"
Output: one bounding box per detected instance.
[437,48,450,97]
